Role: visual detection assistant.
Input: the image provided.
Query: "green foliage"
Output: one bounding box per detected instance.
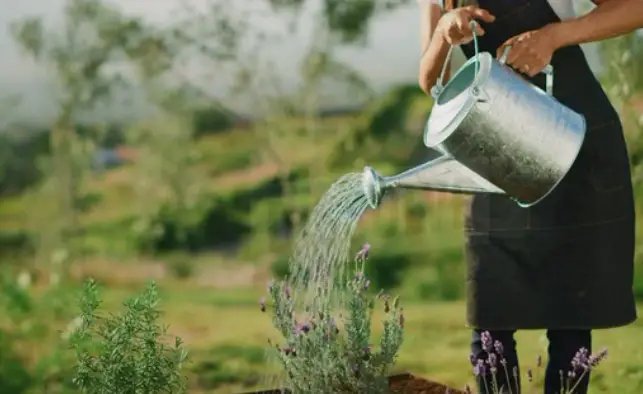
[191,106,236,137]
[0,130,48,196]
[266,252,403,393]
[191,344,265,390]
[271,256,290,279]
[364,252,411,290]
[0,330,31,394]
[70,280,188,394]
[166,255,194,280]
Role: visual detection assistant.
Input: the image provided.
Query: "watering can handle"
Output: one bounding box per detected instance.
[499,45,554,96]
[431,20,481,99]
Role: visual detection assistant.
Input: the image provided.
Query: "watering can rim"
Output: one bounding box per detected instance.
[423,52,494,148]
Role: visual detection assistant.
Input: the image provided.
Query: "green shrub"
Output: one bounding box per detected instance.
[166,255,194,280]
[364,252,411,290]
[265,247,404,393]
[70,279,188,394]
[0,329,31,393]
[192,106,235,137]
[270,256,290,279]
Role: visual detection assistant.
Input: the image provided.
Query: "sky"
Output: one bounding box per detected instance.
[0,0,600,127]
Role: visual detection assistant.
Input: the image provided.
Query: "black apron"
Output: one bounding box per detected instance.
[460,0,637,329]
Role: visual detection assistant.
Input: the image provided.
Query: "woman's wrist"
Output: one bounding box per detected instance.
[542,22,568,51]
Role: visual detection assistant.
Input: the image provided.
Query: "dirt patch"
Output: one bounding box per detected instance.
[389,373,466,394]
[243,373,465,394]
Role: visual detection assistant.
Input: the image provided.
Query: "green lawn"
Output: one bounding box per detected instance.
[115,284,643,394]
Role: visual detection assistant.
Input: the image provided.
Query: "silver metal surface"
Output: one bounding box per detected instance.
[363,156,504,209]
[499,45,554,95]
[363,32,587,209]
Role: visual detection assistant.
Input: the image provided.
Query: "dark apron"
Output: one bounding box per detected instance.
[458,0,637,329]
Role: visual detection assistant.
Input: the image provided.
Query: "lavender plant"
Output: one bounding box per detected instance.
[70,279,188,394]
[469,331,608,394]
[264,244,404,393]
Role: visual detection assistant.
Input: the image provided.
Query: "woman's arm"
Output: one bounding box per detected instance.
[550,0,643,48]
[418,2,450,94]
[418,4,495,94]
[499,0,643,76]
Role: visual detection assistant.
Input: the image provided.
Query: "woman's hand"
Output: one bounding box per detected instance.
[436,6,496,46]
[496,24,560,77]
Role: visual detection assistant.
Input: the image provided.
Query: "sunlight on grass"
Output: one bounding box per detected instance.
[101,284,642,394]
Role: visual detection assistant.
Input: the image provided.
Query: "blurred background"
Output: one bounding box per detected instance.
[0,0,641,392]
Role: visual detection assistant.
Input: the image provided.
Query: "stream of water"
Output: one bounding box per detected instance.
[288,172,370,308]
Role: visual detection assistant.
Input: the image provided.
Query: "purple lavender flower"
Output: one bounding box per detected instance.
[473,359,487,376]
[493,340,504,356]
[481,331,493,353]
[295,321,311,335]
[488,353,498,368]
[362,345,372,360]
[588,348,608,367]
[568,370,576,379]
[572,347,590,371]
[469,353,477,366]
[259,297,266,312]
[355,243,371,261]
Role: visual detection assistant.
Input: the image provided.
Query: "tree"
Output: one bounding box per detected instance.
[11,0,177,268]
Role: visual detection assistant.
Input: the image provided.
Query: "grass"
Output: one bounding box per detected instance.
[87,283,643,393]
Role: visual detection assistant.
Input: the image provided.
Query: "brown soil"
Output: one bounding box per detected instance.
[244,373,465,394]
[389,373,466,394]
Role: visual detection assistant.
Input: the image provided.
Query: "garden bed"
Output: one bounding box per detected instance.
[245,373,465,394]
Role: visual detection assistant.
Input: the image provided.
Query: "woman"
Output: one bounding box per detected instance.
[417,0,642,393]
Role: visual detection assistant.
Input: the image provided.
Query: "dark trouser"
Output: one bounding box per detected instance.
[471,329,591,394]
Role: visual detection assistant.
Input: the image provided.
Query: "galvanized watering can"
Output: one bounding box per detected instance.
[363,25,586,209]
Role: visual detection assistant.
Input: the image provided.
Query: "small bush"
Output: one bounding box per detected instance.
[192,106,235,137]
[70,280,188,394]
[167,255,194,280]
[270,256,290,279]
[264,245,404,393]
[0,330,31,393]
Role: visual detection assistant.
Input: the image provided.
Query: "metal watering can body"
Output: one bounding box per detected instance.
[363,29,587,209]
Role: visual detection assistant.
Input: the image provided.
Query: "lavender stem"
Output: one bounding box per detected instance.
[502,363,513,394]
[568,369,589,394]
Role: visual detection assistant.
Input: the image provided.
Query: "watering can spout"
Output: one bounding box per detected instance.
[362,156,505,209]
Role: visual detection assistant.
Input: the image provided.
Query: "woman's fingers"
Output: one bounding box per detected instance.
[455,15,473,37]
[496,38,515,59]
[506,41,528,65]
[438,6,494,45]
[471,7,496,23]
[473,22,486,37]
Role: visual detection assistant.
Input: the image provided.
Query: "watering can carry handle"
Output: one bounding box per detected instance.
[499,45,554,96]
[432,21,554,97]
[432,20,481,99]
